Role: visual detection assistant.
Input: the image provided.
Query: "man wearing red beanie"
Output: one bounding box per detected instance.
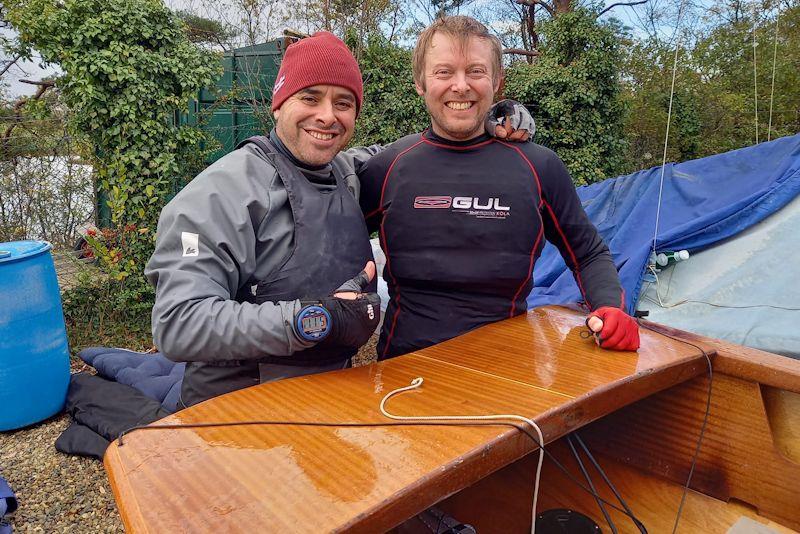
[147,31,380,407]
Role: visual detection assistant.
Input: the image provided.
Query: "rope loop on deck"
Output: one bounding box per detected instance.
[380,377,545,534]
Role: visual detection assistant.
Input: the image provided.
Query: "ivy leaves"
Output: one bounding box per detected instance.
[349,35,428,148]
[505,8,628,186]
[7,0,220,290]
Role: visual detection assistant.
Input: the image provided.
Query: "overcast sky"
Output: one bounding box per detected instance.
[0,1,698,99]
[2,27,61,98]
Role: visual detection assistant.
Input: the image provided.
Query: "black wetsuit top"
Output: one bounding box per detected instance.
[359,130,623,359]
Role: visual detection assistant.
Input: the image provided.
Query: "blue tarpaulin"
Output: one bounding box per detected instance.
[528,134,800,313]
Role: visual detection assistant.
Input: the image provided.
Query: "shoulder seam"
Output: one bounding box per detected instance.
[496,140,544,208]
[365,136,425,219]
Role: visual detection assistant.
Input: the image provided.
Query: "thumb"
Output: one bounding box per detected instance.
[494,124,509,139]
[587,316,603,333]
[333,261,376,294]
[363,261,376,283]
[351,261,375,290]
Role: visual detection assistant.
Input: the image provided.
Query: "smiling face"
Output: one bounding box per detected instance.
[273,85,357,166]
[415,32,500,141]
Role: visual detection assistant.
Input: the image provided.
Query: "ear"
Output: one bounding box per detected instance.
[414,78,425,97]
[273,108,281,120]
[494,70,504,96]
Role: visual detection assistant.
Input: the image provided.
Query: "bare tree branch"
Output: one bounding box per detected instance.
[19,79,56,87]
[2,81,55,157]
[598,0,648,18]
[504,47,541,56]
[0,55,22,78]
[514,0,554,17]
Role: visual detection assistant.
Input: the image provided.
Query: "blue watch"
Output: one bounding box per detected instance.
[295,305,332,341]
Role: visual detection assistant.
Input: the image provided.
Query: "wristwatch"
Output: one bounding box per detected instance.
[295,304,332,341]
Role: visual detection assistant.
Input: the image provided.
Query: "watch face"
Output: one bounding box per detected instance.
[302,313,328,333]
[298,306,331,340]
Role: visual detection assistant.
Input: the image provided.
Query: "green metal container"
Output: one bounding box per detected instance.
[182,39,287,162]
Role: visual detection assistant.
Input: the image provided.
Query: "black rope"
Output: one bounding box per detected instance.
[118,419,539,447]
[637,321,714,534]
[116,321,712,531]
[117,410,651,527]
[572,432,647,533]
[567,434,618,533]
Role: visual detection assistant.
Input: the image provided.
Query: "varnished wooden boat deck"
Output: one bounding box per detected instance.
[104,306,712,533]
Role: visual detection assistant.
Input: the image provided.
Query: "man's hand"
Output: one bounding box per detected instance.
[333,261,376,299]
[586,307,640,351]
[294,262,381,348]
[486,99,536,142]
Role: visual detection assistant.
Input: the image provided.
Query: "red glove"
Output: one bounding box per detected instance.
[586,307,640,351]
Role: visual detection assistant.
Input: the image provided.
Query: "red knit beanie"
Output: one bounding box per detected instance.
[271,32,363,113]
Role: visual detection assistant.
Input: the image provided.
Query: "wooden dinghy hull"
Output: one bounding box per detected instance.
[103,306,800,533]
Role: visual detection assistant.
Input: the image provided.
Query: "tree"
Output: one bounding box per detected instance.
[288,0,407,49]
[621,1,799,170]
[349,35,428,146]
[505,8,628,185]
[175,10,238,49]
[6,0,220,305]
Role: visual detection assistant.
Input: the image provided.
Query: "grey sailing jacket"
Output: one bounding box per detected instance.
[145,142,380,363]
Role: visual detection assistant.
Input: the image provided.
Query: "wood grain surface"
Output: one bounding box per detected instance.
[582,371,800,530]
[104,306,710,533]
[642,320,800,394]
[439,438,797,533]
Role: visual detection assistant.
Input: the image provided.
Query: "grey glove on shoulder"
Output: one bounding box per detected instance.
[486,99,536,139]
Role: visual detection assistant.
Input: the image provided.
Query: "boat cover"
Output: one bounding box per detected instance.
[528,133,800,315]
[638,193,800,358]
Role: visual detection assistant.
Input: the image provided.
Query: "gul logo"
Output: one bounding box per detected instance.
[413,195,511,219]
[452,197,510,211]
[413,196,452,208]
[272,75,286,95]
[367,304,375,320]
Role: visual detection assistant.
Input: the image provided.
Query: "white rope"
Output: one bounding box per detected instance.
[652,1,686,258]
[767,7,780,142]
[380,377,546,534]
[753,4,759,144]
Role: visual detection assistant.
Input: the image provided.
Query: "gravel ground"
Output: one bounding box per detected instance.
[0,335,379,532]
[0,414,123,533]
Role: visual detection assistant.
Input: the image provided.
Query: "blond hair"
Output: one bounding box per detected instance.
[412,16,503,89]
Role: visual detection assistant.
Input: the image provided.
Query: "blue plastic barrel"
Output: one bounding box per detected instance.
[0,241,70,431]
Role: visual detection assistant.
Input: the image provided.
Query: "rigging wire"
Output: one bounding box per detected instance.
[767,6,780,142]
[644,295,800,312]
[643,261,799,311]
[116,377,654,531]
[637,321,714,534]
[113,344,710,534]
[651,0,686,261]
[566,434,618,534]
[572,433,646,533]
[753,3,760,144]
[115,414,654,528]
[114,324,718,534]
